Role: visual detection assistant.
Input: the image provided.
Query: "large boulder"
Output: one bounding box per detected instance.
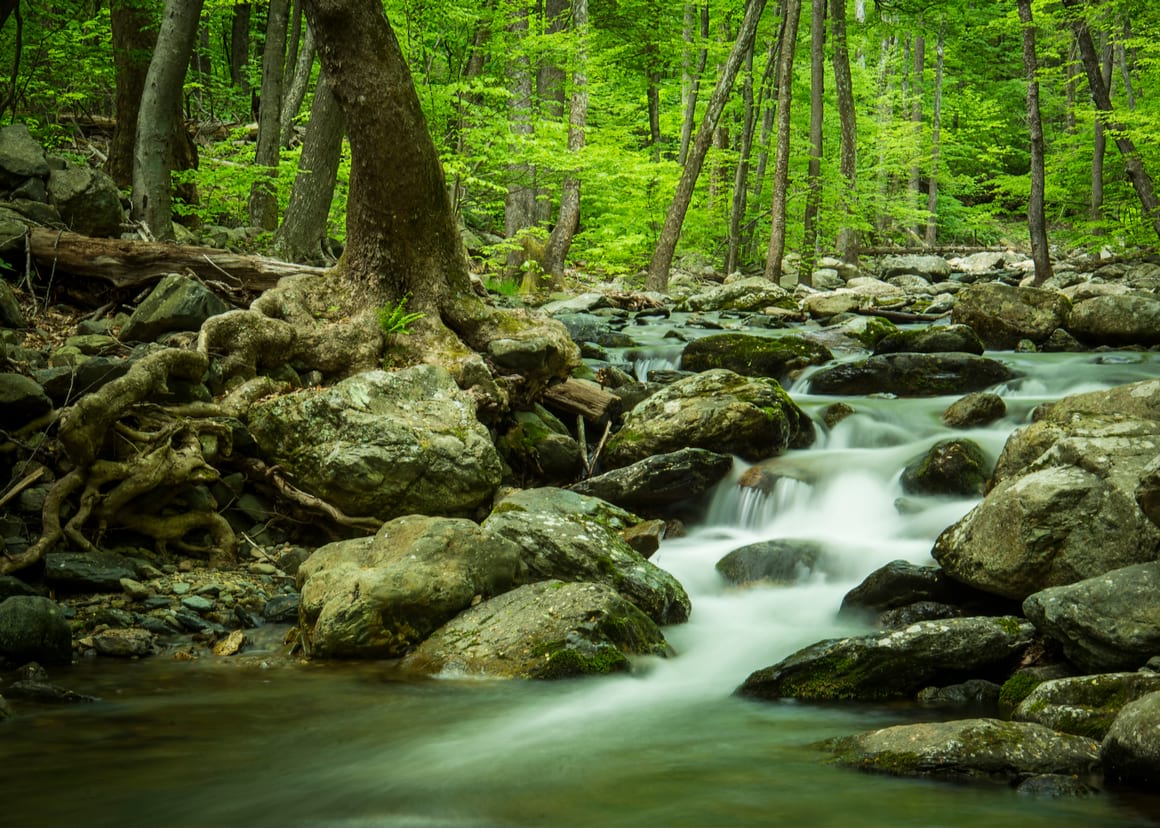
[715,539,827,586]
[46,166,125,237]
[951,283,1071,349]
[0,596,72,666]
[120,273,230,343]
[822,719,1100,785]
[0,372,51,430]
[1013,673,1160,740]
[737,616,1034,702]
[247,366,503,521]
[680,333,833,383]
[482,487,691,625]
[603,369,815,468]
[1022,563,1160,673]
[296,514,523,658]
[878,254,953,281]
[1067,294,1160,347]
[1102,690,1160,788]
[399,580,673,679]
[568,447,733,513]
[677,276,794,313]
[0,123,49,187]
[871,324,984,356]
[806,352,1014,397]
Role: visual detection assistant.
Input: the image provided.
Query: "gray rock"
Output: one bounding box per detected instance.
[400,580,673,679]
[900,438,990,497]
[917,678,1001,706]
[44,551,139,592]
[952,283,1071,349]
[1102,690,1160,788]
[604,369,815,468]
[1023,563,1160,672]
[807,352,1014,397]
[247,366,503,521]
[89,627,154,658]
[552,312,635,348]
[879,254,952,280]
[1013,672,1160,739]
[46,166,125,237]
[737,616,1034,702]
[0,123,49,185]
[568,447,733,512]
[0,596,72,666]
[941,391,1006,428]
[0,372,51,430]
[263,594,299,623]
[715,539,826,586]
[0,275,27,327]
[497,406,582,484]
[297,514,523,658]
[680,333,833,383]
[822,718,1100,784]
[678,276,793,313]
[120,273,230,343]
[871,324,984,356]
[839,559,996,618]
[541,292,613,315]
[1016,774,1101,798]
[0,575,41,600]
[483,487,690,625]
[1067,293,1160,347]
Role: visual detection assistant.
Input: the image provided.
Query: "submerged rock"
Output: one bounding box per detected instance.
[1101,690,1160,788]
[568,447,733,513]
[680,333,833,383]
[715,539,827,586]
[399,580,673,680]
[821,718,1100,785]
[806,352,1014,397]
[899,438,990,497]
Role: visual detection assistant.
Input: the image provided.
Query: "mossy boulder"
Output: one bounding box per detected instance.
[677,276,794,313]
[680,333,833,384]
[952,283,1071,350]
[399,580,673,680]
[1013,673,1160,740]
[821,718,1100,785]
[0,596,72,666]
[806,352,1014,397]
[941,391,1006,428]
[568,447,734,513]
[715,539,827,586]
[900,438,990,497]
[1067,293,1160,347]
[872,323,985,356]
[497,405,582,484]
[737,615,1034,702]
[1102,690,1160,788]
[604,369,815,468]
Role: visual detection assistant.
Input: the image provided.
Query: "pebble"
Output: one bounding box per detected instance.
[180,595,215,613]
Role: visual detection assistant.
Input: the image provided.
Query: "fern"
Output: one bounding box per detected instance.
[377,294,425,336]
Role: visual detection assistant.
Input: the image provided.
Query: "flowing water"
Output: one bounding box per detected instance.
[5,350,1160,827]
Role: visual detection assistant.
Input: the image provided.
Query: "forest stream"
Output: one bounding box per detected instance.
[5,346,1160,827]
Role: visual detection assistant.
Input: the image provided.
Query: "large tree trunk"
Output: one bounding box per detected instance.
[108,0,156,188]
[271,74,343,264]
[249,0,290,230]
[1064,0,1160,240]
[301,0,472,309]
[131,0,205,241]
[830,0,857,262]
[1018,0,1053,286]
[800,0,825,286]
[228,2,251,88]
[645,0,769,293]
[924,23,944,247]
[542,0,589,284]
[762,0,802,286]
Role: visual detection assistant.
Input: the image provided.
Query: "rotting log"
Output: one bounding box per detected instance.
[28,228,326,292]
[542,378,620,424]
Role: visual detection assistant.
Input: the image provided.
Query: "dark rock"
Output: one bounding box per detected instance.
[180,595,215,614]
[1101,690,1160,788]
[569,447,733,512]
[5,680,98,703]
[0,279,26,328]
[553,312,636,348]
[0,575,41,600]
[680,333,833,383]
[263,594,300,623]
[941,391,1006,428]
[0,372,52,430]
[498,405,582,484]
[715,539,826,586]
[878,601,963,629]
[33,356,132,406]
[917,678,1001,706]
[46,166,125,237]
[807,352,1014,397]
[821,402,855,429]
[621,519,665,558]
[120,273,230,343]
[872,324,984,356]
[0,123,50,185]
[1016,774,1101,798]
[839,559,995,618]
[900,439,990,497]
[0,596,72,666]
[952,283,1071,350]
[44,551,139,592]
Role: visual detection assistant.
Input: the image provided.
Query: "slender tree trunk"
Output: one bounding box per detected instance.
[800,0,825,285]
[830,0,857,262]
[249,0,290,230]
[647,60,662,163]
[679,3,709,167]
[280,18,315,147]
[1065,36,1078,134]
[228,2,251,88]
[874,36,895,236]
[646,0,769,292]
[1091,29,1111,222]
[131,0,205,241]
[1018,0,1053,286]
[763,0,802,286]
[1118,19,1136,110]
[108,0,157,188]
[504,2,537,278]
[743,2,785,264]
[542,0,588,283]
[924,23,943,247]
[725,41,756,276]
[271,74,343,264]
[909,32,924,239]
[1064,0,1160,240]
[450,12,490,216]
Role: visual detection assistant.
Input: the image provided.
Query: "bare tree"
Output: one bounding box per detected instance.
[800,0,826,285]
[1018,0,1053,286]
[763,0,802,285]
[249,0,290,230]
[830,0,857,261]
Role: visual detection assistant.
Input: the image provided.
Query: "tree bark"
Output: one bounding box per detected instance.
[228,2,251,88]
[830,0,857,262]
[800,0,826,285]
[249,0,290,230]
[131,0,205,241]
[1064,0,1160,240]
[762,0,802,286]
[279,17,315,147]
[646,0,769,293]
[301,0,473,309]
[542,0,589,283]
[503,2,538,279]
[678,3,709,167]
[108,0,157,188]
[909,32,924,239]
[1091,29,1111,222]
[743,2,785,264]
[1018,0,1053,286]
[924,23,943,247]
[271,73,343,264]
[724,41,756,276]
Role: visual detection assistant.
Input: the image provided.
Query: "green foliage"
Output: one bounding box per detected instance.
[377,294,425,336]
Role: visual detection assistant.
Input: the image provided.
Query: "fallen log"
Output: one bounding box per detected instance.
[542,378,620,424]
[28,227,326,293]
